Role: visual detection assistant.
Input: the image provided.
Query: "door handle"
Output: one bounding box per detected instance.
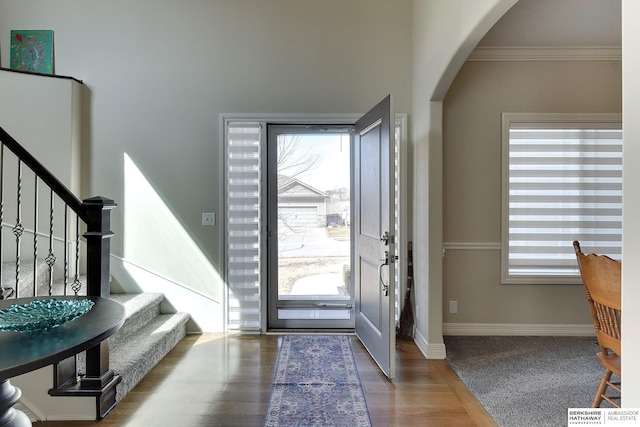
[378,264,389,296]
[379,253,389,297]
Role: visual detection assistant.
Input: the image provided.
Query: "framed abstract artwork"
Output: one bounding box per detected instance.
[10,30,54,75]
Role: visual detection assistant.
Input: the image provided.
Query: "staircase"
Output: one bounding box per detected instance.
[0,87,192,421]
[5,261,190,420]
[107,293,189,402]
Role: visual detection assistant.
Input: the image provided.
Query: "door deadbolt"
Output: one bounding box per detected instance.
[380,231,390,245]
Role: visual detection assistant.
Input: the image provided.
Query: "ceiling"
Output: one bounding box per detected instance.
[478,0,621,47]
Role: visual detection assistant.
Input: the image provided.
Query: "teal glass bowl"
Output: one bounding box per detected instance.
[0,298,94,333]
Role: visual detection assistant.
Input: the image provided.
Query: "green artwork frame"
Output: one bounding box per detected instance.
[10,30,54,75]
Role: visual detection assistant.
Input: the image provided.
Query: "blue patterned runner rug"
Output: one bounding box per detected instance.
[264,335,372,427]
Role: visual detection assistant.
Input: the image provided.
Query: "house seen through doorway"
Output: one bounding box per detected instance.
[268,125,354,329]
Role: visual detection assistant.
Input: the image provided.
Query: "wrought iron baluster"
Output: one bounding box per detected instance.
[64,204,69,296]
[33,175,38,297]
[46,189,56,296]
[0,144,11,299]
[71,215,82,295]
[13,160,24,298]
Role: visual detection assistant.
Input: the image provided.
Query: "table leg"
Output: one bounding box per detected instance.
[0,380,31,427]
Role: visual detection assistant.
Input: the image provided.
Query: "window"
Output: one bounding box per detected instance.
[501,113,622,284]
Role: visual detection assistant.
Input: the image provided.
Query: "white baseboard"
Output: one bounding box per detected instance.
[413,329,447,360]
[443,322,595,336]
[410,323,593,363]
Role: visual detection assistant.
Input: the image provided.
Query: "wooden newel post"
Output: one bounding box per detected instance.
[81,196,120,418]
[83,196,116,298]
[49,196,121,418]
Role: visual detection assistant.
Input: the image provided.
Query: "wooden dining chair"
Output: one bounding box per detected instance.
[573,241,621,408]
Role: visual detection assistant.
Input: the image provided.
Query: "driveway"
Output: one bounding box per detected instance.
[278,227,349,257]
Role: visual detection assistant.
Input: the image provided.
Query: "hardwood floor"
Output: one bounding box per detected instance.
[34,334,496,427]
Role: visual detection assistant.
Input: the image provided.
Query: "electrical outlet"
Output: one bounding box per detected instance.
[202,212,216,226]
[415,305,420,321]
[449,300,458,314]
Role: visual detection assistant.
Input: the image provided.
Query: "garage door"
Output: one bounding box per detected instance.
[279,206,318,230]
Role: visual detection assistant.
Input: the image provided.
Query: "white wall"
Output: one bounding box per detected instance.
[0,0,413,331]
[0,70,83,278]
[622,0,640,408]
[0,71,82,194]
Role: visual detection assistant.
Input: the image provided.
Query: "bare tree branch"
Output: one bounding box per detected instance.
[277,135,320,178]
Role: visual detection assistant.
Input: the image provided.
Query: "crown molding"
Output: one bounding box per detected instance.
[468,46,621,61]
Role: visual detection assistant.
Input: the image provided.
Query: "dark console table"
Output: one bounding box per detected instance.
[0,296,125,426]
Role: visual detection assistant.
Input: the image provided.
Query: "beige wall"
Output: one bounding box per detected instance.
[442,59,622,325]
[412,0,517,357]
[413,0,640,405]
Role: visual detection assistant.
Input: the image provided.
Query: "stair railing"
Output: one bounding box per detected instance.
[0,125,119,419]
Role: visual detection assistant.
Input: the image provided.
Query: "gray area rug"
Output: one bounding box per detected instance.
[264,335,371,427]
[445,336,617,427]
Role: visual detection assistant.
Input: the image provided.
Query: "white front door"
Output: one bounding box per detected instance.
[353,95,396,379]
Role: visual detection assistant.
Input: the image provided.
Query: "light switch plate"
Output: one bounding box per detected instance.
[202,212,216,226]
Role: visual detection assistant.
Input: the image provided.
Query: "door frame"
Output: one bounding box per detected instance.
[220,113,407,334]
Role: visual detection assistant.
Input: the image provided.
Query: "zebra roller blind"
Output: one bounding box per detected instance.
[225,122,262,330]
[501,113,622,284]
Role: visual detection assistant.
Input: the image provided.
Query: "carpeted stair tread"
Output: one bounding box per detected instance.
[52,275,87,294]
[2,260,50,297]
[108,293,164,344]
[110,312,190,402]
[110,292,164,310]
[3,263,88,297]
